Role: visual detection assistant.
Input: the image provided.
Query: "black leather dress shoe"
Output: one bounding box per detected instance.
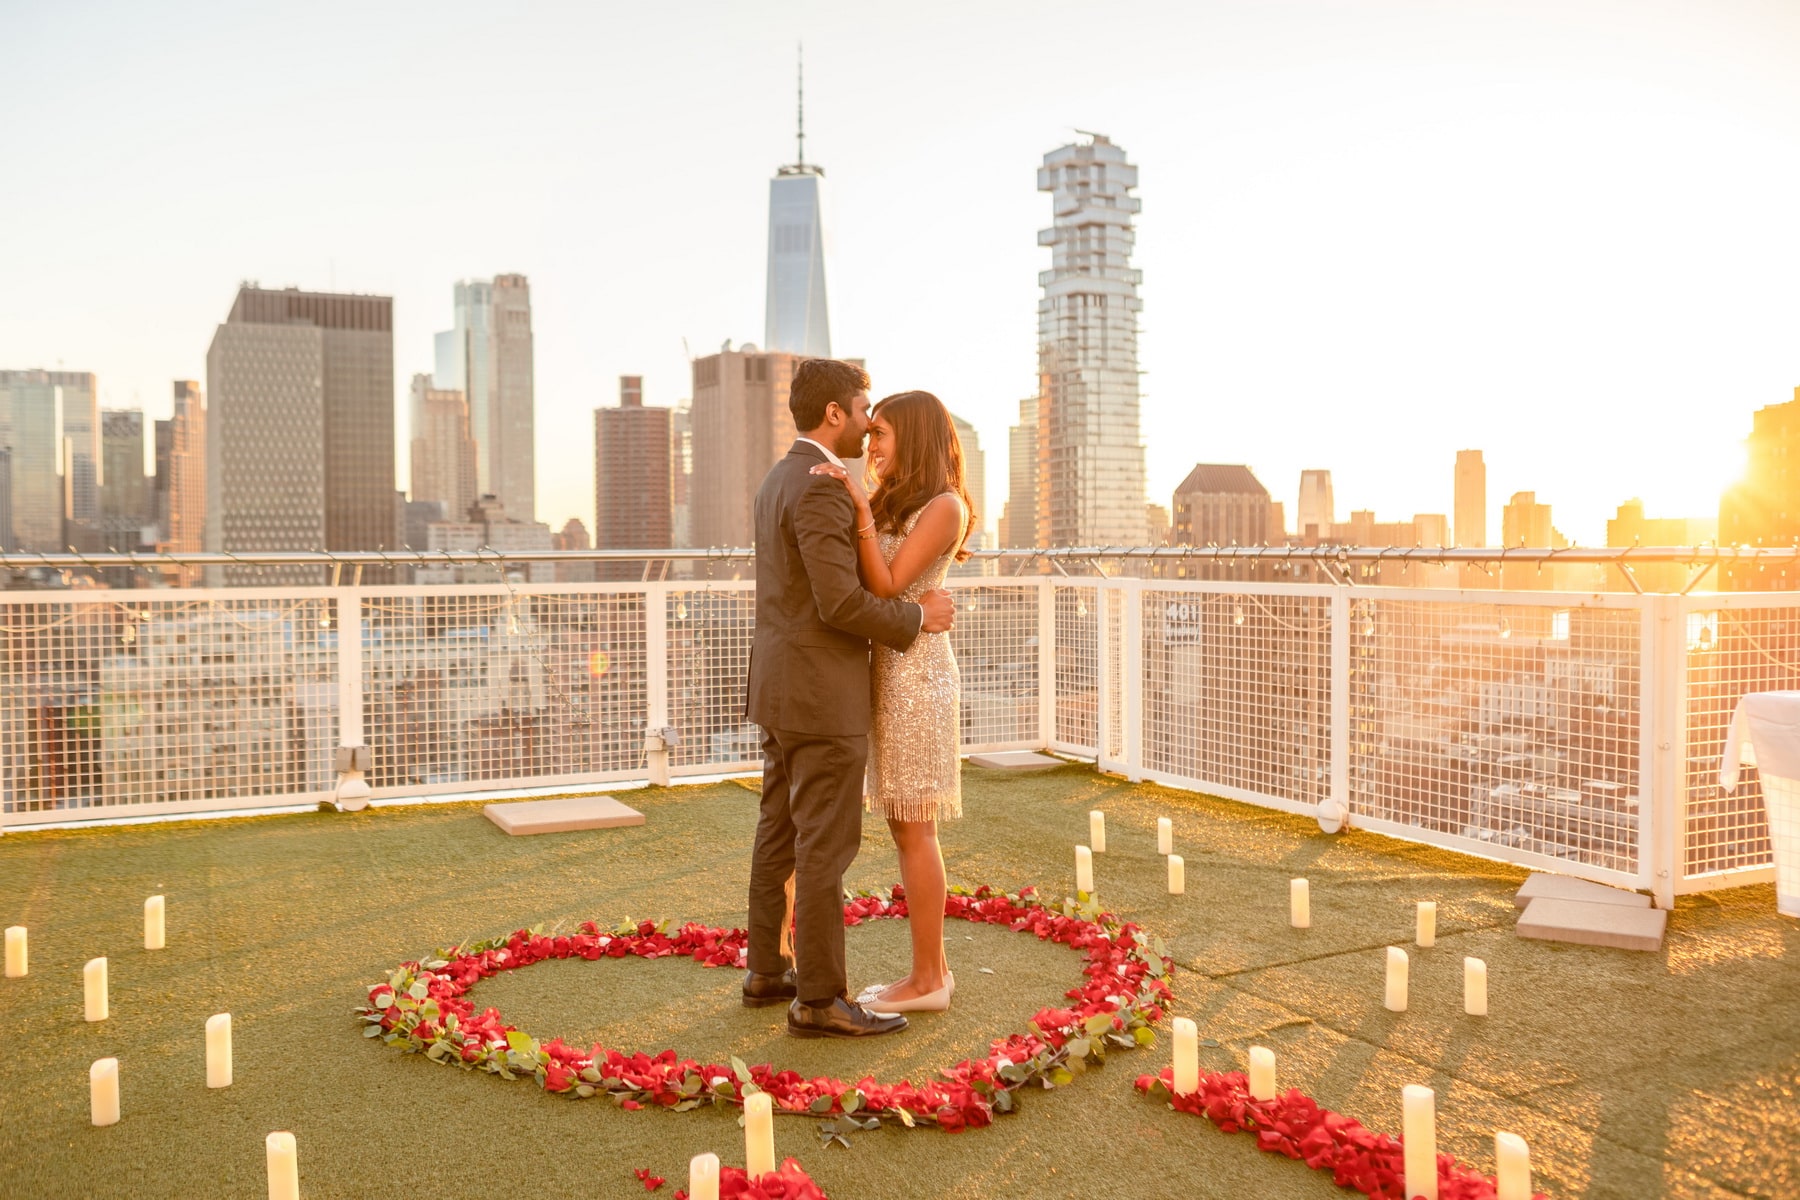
[786,996,908,1039]
[741,968,798,1008]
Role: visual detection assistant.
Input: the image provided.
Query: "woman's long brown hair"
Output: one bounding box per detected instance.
[866,390,975,562]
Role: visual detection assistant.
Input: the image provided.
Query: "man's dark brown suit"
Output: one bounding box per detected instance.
[745,440,923,1004]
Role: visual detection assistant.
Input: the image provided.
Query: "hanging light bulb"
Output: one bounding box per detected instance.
[1233,604,1245,627]
[1498,618,1512,639]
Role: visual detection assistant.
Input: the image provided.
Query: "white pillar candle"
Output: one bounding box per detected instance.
[1075,844,1094,894]
[1464,957,1488,1017]
[145,895,165,951]
[1402,1084,1438,1200]
[266,1131,299,1200]
[1089,810,1106,853]
[84,957,108,1022]
[207,1013,233,1088]
[1170,1016,1199,1096]
[744,1090,775,1179]
[4,926,25,977]
[1247,1045,1276,1101]
[1385,947,1408,1012]
[1156,817,1172,856]
[89,1057,120,1127]
[1168,855,1185,895]
[1416,901,1436,948]
[688,1152,721,1200]
[1495,1131,1531,1200]
[1291,878,1311,928]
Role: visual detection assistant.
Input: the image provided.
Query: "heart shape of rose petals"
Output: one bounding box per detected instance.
[358,885,1172,1131]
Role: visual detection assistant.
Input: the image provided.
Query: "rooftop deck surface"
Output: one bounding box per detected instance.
[1,764,1794,1199]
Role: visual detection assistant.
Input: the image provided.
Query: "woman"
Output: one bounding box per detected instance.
[809,390,973,1013]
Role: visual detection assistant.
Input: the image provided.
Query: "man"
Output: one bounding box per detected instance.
[743,358,956,1038]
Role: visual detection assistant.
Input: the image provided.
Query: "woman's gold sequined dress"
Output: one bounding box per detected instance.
[866,495,963,823]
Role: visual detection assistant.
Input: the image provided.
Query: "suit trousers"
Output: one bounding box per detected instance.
[747,725,866,1004]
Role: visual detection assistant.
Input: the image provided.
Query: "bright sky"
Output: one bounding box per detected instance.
[5,0,1798,545]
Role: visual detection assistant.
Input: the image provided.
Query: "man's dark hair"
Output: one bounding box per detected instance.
[789,358,871,431]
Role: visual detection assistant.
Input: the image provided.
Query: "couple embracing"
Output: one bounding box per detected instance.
[742,358,975,1039]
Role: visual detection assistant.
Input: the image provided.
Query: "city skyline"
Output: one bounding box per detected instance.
[6,2,1800,545]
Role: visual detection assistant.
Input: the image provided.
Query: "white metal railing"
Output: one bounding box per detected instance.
[3,570,1796,908]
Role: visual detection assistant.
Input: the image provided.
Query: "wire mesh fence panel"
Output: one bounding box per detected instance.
[1054,585,1099,753]
[1348,595,1645,875]
[666,584,759,770]
[947,582,1041,750]
[1679,597,1800,880]
[1139,587,1334,808]
[359,587,649,793]
[0,590,338,820]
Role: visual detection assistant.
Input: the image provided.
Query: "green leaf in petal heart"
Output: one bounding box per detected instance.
[841,1089,863,1114]
[809,1095,833,1114]
[731,1056,752,1084]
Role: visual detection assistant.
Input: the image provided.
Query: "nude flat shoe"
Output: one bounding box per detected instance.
[858,971,954,1005]
[866,980,952,1015]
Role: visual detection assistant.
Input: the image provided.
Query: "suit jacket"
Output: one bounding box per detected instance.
[744,440,924,736]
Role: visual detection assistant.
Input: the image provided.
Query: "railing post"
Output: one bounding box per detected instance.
[643,583,671,786]
[1095,585,1115,770]
[1646,594,1684,908]
[1327,589,1351,829]
[333,588,371,811]
[1037,578,1057,751]
[1121,580,1144,781]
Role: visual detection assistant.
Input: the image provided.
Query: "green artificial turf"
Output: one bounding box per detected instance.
[1,764,1796,1199]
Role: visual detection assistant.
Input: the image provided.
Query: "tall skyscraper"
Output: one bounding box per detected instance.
[689,345,801,549]
[1500,490,1568,590]
[435,274,536,521]
[764,56,831,358]
[1454,449,1487,546]
[949,412,986,552]
[61,378,101,535]
[594,375,674,580]
[1000,395,1040,548]
[1297,470,1334,542]
[99,409,149,549]
[0,450,12,551]
[1036,134,1147,547]
[0,369,96,551]
[207,286,395,583]
[1720,389,1800,591]
[164,381,206,583]
[670,401,693,548]
[408,373,477,529]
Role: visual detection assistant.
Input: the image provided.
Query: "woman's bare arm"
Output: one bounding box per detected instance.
[857,494,964,599]
[809,463,964,599]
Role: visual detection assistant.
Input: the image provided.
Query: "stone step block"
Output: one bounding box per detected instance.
[1513,872,1652,910]
[485,795,645,836]
[967,751,1065,771]
[1516,897,1668,952]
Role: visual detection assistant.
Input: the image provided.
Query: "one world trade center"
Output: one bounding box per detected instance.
[764,53,831,358]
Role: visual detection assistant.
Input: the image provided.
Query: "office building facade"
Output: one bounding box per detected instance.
[0,369,97,551]
[689,346,800,550]
[435,275,535,522]
[1720,391,1800,590]
[594,375,673,579]
[408,372,477,530]
[206,286,395,583]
